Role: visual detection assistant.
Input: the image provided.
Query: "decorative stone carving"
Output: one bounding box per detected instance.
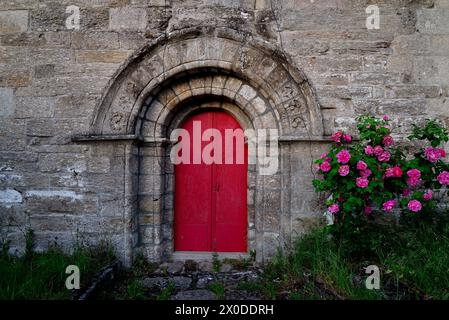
[90,27,323,137]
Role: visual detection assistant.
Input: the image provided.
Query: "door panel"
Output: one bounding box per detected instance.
[174,110,247,252]
[174,113,213,251]
[213,113,247,252]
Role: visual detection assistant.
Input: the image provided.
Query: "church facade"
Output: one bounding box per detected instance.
[0,0,447,266]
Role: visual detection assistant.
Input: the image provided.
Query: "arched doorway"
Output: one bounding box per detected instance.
[77,27,325,264]
[173,110,248,252]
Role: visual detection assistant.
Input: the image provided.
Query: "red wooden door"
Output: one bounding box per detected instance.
[174,111,247,252]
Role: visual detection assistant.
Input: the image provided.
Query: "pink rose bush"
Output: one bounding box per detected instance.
[314,115,449,229]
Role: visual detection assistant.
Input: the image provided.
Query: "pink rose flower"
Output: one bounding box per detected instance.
[425,147,441,163]
[407,169,421,180]
[332,131,343,143]
[320,153,328,159]
[365,145,374,156]
[343,134,352,143]
[407,169,422,187]
[382,135,394,147]
[408,200,422,212]
[356,177,369,188]
[402,189,411,197]
[385,168,395,178]
[407,177,421,188]
[357,161,368,171]
[439,148,446,158]
[374,146,384,156]
[336,150,351,164]
[437,171,449,185]
[378,151,391,162]
[320,161,331,173]
[382,200,396,212]
[360,169,372,178]
[328,204,340,214]
[383,115,389,121]
[393,166,403,177]
[386,166,402,178]
[423,190,433,201]
[338,165,350,177]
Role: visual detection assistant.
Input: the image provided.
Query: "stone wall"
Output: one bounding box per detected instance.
[1,0,448,265]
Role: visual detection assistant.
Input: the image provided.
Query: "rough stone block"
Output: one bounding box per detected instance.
[109,7,147,31]
[54,94,99,118]
[87,156,111,173]
[0,10,28,34]
[417,9,449,34]
[71,31,120,50]
[0,188,23,206]
[34,64,55,79]
[38,154,87,173]
[0,70,32,87]
[1,32,46,46]
[0,88,14,117]
[76,50,129,63]
[14,96,55,118]
[0,119,26,151]
[30,4,66,32]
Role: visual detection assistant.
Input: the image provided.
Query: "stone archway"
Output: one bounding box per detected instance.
[90,27,323,138]
[75,27,324,265]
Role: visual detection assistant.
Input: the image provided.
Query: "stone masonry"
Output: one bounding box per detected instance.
[1,0,449,266]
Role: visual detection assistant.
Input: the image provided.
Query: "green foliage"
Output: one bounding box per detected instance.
[24,229,34,261]
[222,257,251,271]
[0,242,115,300]
[257,215,449,300]
[207,281,226,300]
[156,282,174,300]
[409,119,449,147]
[249,249,256,262]
[263,229,381,300]
[131,253,158,277]
[212,252,221,273]
[237,281,263,292]
[124,279,147,300]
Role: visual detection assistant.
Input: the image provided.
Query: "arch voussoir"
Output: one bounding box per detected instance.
[90,28,322,138]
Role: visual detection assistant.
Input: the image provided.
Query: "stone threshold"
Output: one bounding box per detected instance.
[171,251,250,261]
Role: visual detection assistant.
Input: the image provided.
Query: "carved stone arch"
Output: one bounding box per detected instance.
[138,72,279,140]
[77,27,325,265]
[88,27,323,139]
